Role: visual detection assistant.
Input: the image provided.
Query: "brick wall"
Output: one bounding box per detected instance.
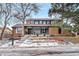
[49,27,59,35]
[12,28,21,40]
[12,27,16,37]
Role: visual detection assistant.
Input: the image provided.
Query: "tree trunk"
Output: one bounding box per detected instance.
[12,39,14,46]
[75,32,77,36]
[61,18,64,34]
[22,22,24,36]
[61,3,64,35]
[0,25,6,40]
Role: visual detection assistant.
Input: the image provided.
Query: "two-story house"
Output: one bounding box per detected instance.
[12,18,63,37]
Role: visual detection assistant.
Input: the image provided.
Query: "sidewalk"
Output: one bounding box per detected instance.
[0,45,79,56]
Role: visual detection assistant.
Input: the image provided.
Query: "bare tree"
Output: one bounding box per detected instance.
[0,3,17,40]
[14,3,40,36]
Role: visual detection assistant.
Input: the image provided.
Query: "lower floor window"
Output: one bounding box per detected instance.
[24,27,49,34]
[16,28,22,33]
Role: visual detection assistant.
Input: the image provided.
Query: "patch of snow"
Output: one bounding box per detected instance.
[1,42,12,47]
[23,39,33,44]
[19,41,59,47]
[68,42,74,45]
[18,38,74,47]
[0,37,74,47]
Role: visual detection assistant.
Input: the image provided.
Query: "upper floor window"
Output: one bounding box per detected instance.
[43,21,46,24]
[34,21,39,24]
[39,21,42,24]
[31,21,34,24]
[47,21,50,24]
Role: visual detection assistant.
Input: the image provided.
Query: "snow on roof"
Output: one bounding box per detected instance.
[12,24,22,28]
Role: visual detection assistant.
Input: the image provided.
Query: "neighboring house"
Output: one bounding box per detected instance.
[12,24,22,37]
[12,18,71,37]
[0,27,12,38]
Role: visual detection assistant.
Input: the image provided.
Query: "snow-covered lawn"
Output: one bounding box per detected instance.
[19,38,74,47]
[0,37,74,47]
[20,42,59,47]
[1,42,12,47]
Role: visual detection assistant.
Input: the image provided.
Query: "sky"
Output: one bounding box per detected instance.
[31,3,61,19]
[32,3,51,18]
[0,3,51,28]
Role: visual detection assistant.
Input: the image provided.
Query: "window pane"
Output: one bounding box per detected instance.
[35,21,38,24]
[39,21,42,24]
[43,21,46,24]
[16,28,22,33]
[47,21,50,24]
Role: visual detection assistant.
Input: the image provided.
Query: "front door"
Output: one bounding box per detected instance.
[58,28,61,34]
[28,28,32,34]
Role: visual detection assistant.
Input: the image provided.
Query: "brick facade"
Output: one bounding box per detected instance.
[12,18,67,37]
[49,26,59,35]
[12,27,16,37]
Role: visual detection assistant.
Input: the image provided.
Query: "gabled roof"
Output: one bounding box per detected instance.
[12,24,22,28]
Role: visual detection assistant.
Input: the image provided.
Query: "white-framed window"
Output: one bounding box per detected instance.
[43,21,46,24]
[16,28,22,33]
[47,21,50,24]
[34,21,39,24]
[39,21,42,24]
